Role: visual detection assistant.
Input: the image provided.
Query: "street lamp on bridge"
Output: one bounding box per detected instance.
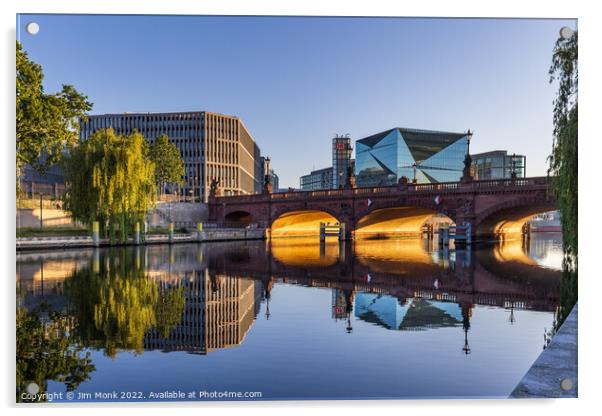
[462,129,474,182]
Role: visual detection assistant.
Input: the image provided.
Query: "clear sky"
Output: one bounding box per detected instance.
[17,14,576,188]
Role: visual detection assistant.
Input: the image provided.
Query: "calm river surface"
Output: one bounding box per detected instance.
[16,234,563,401]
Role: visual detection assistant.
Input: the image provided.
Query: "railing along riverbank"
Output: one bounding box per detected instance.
[16,225,266,251]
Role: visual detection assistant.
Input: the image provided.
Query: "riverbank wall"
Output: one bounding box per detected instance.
[510,303,578,398]
[16,228,266,251]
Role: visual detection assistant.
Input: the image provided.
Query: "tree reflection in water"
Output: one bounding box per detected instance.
[16,304,95,402]
[64,247,185,358]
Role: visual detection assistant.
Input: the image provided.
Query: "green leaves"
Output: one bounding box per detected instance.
[16,306,95,402]
[62,128,157,241]
[149,134,185,196]
[548,31,578,260]
[16,41,92,179]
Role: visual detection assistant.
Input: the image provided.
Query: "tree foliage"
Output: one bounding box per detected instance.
[62,128,156,242]
[548,30,578,328]
[16,306,95,402]
[65,247,159,358]
[149,134,185,196]
[548,30,578,262]
[64,247,186,357]
[16,41,92,182]
[155,286,186,339]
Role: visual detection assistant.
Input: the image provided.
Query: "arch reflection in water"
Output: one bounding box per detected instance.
[354,207,452,238]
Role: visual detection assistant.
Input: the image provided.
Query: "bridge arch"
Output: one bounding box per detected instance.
[270,208,343,238]
[353,197,455,239]
[224,210,254,226]
[475,195,557,237]
[354,206,453,239]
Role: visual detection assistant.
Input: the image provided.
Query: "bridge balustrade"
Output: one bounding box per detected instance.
[473,176,549,189]
[310,189,345,197]
[212,176,552,203]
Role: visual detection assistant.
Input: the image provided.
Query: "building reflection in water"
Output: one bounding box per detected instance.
[144,269,263,354]
[16,234,562,360]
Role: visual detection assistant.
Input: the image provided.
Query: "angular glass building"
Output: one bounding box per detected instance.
[355,128,470,186]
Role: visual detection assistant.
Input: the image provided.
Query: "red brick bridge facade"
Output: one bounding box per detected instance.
[208,176,556,239]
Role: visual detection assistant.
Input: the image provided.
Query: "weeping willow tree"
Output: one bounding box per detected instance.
[62,128,156,243]
[548,29,578,326]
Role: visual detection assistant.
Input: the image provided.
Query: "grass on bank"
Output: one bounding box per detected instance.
[17,227,89,238]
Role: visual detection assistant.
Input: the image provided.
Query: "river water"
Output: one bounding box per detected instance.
[16,234,563,401]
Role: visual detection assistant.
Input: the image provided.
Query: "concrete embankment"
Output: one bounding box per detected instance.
[510,303,578,398]
[16,229,266,251]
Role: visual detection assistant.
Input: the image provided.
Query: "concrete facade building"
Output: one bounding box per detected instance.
[80,111,262,202]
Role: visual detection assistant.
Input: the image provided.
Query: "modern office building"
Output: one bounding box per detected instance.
[300,166,333,190]
[355,127,470,186]
[471,151,526,180]
[332,135,353,189]
[80,111,263,202]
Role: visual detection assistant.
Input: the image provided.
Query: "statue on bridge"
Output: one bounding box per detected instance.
[461,129,474,183]
[263,173,273,194]
[209,177,222,198]
[344,165,356,189]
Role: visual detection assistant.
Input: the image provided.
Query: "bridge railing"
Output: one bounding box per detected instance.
[202,222,262,229]
[212,176,552,202]
[411,182,459,192]
[473,176,550,189]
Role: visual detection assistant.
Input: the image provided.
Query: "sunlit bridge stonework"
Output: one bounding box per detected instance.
[209,176,556,239]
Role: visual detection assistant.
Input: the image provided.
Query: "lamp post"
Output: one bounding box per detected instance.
[462,130,473,181]
[39,192,43,229]
[510,154,517,179]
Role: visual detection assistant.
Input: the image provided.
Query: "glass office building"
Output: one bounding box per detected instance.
[471,151,526,180]
[300,167,333,190]
[332,135,353,189]
[355,127,469,186]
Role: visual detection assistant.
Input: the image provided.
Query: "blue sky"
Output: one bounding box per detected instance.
[17,14,576,188]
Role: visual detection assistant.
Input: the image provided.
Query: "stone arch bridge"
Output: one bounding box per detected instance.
[208,177,556,240]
